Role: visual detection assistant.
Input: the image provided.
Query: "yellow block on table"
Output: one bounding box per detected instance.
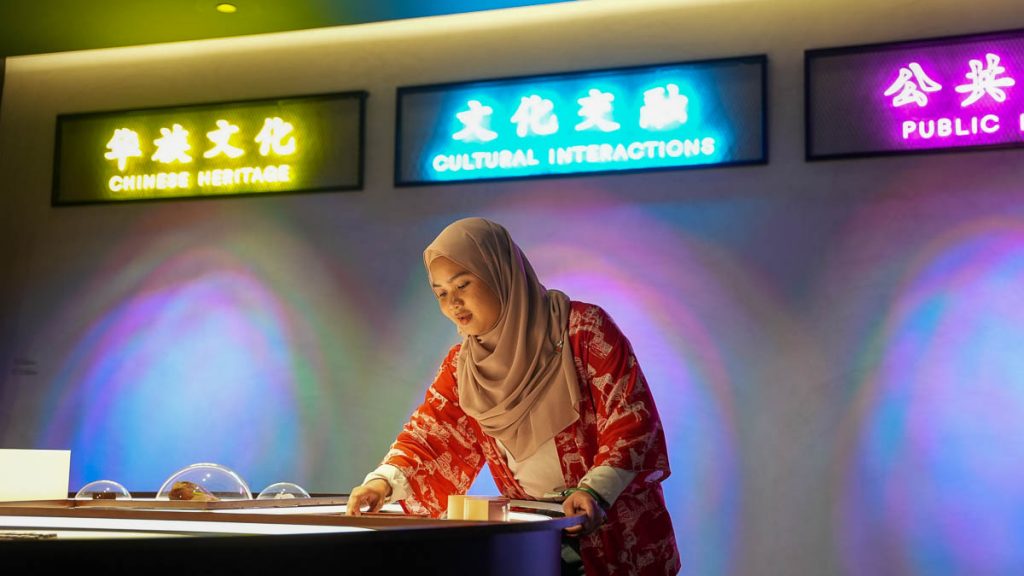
[447,494,466,520]
[464,496,509,521]
[447,494,509,521]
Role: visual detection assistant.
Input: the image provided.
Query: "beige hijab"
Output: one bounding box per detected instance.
[424,218,581,461]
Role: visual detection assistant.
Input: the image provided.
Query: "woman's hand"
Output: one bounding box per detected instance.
[346,479,391,516]
[562,487,607,536]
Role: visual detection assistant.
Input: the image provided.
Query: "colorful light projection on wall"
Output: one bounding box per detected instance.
[807,28,1024,159]
[54,92,366,205]
[457,195,747,575]
[838,221,1024,576]
[31,211,375,492]
[395,56,766,185]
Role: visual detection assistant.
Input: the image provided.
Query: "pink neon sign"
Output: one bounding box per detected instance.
[807,29,1024,159]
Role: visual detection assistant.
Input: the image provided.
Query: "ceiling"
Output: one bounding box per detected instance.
[0,0,571,59]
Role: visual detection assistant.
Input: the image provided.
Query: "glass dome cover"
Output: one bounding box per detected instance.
[257,482,311,500]
[74,480,132,501]
[157,463,252,501]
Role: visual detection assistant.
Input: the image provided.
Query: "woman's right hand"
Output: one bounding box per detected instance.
[346,479,391,516]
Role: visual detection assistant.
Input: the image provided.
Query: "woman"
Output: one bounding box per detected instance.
[348,218,679,575]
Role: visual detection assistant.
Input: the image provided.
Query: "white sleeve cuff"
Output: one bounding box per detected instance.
[580,466,636,507]
[363,464,412,503]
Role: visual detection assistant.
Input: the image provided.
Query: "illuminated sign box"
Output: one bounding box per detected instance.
[54,92,366,205]
[807,29,1024,160]
[395,56,766,185]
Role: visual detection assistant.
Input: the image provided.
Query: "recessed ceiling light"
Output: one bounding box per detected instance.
[216,3,238,14]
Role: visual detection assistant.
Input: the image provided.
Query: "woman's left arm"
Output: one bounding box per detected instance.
[579,306,671,486]
[561,306,671,534]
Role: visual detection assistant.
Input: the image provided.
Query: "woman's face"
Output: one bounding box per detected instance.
[428,257,501,336]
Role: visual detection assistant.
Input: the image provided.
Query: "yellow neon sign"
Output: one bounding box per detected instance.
[101,116,298,195]
[204,120,245,159]
[54,92,365,205]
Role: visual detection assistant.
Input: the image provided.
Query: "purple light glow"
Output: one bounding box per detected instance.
[808,31,1024,158]
[883,50,1019,148]
[472,190,752,576]
[535,244,739,576]
[838,221,1024,576]
[26,206,378,494]
[39,251,301,487]
[39,249,305,491]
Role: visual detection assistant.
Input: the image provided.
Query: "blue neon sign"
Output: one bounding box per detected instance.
[395,56,766,185]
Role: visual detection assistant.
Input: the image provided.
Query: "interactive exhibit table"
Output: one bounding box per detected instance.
[0,496,579,575]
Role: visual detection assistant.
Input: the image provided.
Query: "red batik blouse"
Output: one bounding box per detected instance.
[382,302,681,575]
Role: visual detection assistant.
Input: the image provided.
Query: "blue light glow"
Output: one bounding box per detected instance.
[397,57,765,183]
[839,220,1024,576]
